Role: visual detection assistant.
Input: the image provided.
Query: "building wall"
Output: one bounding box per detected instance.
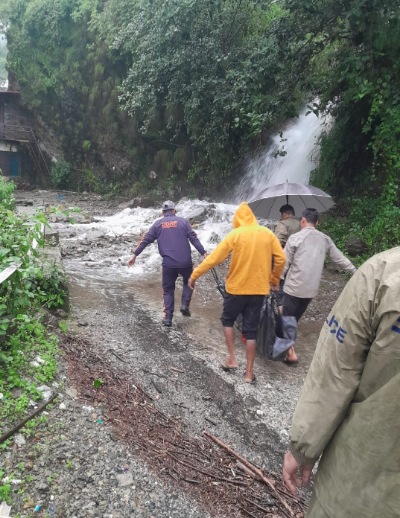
[0,92,41,185]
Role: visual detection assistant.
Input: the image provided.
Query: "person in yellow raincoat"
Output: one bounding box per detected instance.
[188,202,285,384]
[283,246,400,518]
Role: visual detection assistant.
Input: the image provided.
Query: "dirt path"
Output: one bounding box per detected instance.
[9,189,349,517]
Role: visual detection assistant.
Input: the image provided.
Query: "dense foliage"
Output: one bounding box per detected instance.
[0,178,66,457]
[111,0,300,186]
[276,0,400,256]
[1,0,303,195]
[277,0,400,194]
[1,0,399,254]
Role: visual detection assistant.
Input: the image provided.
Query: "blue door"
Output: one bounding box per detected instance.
[8,152,20,177]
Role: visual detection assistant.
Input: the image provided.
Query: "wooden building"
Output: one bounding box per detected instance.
[0,88,50,186]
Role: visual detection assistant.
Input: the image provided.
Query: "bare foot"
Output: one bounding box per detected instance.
[286,346,298,362]
[223,356,239,369]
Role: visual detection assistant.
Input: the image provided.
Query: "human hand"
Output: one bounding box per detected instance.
[127,254,136,267]
[282,451,314,496]
[270,283,279,292]
[203,252,208,258]
[188,276,196,290]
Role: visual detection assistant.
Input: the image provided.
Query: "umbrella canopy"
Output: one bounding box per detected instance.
[248,182,334,220]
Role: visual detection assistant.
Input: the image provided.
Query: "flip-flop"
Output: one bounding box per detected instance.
[220,364,239,372]
[283,359,299,367]
[245,375,257,385]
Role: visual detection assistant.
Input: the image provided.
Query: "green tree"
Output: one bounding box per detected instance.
[278,0,400,197]
[111,0,297,185]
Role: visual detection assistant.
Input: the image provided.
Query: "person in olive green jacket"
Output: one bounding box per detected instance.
[282,246,400,517]
[274,204,300,248]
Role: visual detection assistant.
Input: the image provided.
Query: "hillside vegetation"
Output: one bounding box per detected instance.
[1,0,399,254]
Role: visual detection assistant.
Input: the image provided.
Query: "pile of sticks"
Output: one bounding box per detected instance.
[61,335,305,518]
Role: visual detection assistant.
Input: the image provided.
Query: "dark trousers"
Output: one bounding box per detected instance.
[221,293,264,340]
[162,265,193,320]
[283,293,312,321]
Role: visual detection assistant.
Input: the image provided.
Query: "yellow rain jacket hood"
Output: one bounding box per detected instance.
[191,203,285,295]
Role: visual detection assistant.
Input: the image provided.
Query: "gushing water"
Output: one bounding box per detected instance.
[233,108,329,202]
[59,110,329,279]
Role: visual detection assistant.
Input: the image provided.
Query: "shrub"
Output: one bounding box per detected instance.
[51,160,72,189]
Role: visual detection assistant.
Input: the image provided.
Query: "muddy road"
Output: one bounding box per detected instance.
[12,189,349,517]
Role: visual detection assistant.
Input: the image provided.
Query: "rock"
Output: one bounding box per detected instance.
[44,230,60,246]
[15,199,34,206]
[36,385,52,401]
[14,434,26,447]
[116,472,134,487]
[186,206,208,226]
[54,308,68,319]
[65,387,78,399]
[345,236,368,256]
[59,402,67,410]
[129,197,156,209]
[85,229,106,241]
[0,501,12,516]
[209,232,220,244]
[36,482,50,492]
[118,201,133,210]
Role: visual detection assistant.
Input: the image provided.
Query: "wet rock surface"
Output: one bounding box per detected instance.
[4,189,349,517]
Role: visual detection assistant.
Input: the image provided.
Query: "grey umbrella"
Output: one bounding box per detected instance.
[248,182,334,220]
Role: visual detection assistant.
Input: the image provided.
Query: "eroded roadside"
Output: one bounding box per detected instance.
[2,189,349,517]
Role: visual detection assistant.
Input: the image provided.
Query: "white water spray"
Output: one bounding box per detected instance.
[60,109,329,278]
[233,108,330,202]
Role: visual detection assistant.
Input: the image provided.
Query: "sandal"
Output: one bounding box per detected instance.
[220,364,239,372]
[283,358,299,367]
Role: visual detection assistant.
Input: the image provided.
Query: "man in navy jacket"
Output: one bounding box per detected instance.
[128,201,207,326]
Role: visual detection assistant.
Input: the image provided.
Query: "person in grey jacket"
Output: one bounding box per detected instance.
[282,208,356,364]
[283,246,400,517]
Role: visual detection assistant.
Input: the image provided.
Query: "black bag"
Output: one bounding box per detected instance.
[256,293,297,361]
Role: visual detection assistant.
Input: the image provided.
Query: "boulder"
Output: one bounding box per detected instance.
[129,197,156,209]
[345,236,368,256]
[187,206,209,226]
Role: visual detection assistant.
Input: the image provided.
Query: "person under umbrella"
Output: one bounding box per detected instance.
[274,204,301,310]
[274,204,300,248]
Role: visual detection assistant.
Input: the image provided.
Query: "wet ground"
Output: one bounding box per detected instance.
[11,188,350,517]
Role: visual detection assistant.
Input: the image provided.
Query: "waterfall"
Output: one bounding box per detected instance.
[233,108,330,202]
[57,108,331,276]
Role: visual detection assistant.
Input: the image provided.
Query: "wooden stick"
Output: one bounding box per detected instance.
[204,431,295,517]
[169,366,184,373]
[236,461,262,480]
[0,393,59,444]
[167,452,248,487]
